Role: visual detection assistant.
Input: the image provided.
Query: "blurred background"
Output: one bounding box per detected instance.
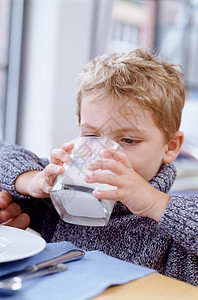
[0,0,198,192]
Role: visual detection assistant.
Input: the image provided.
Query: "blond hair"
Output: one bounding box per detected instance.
[77,48,185,140]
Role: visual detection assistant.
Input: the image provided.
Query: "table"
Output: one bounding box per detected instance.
[94,273,198,300]
[0,238,197,300]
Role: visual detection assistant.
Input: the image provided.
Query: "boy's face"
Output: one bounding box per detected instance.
[80,95,169,181]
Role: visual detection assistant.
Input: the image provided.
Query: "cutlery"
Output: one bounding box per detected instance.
[0,263,67,293]
[0,249,85,280]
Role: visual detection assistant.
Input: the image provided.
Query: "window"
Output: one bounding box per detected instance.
[155,0,198,100]
[0,0,24,143]
[0,0,11,140]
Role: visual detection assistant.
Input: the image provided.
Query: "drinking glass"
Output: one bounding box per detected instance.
[50,136,121,226]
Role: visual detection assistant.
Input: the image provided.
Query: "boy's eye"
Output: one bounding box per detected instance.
[82,134,100,138]
[119,137,140,145]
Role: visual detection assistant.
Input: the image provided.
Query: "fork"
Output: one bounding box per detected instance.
[0,263,67,294]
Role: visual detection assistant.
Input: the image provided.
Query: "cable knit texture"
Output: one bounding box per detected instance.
[0,145,48,199]
[0,144,197,286]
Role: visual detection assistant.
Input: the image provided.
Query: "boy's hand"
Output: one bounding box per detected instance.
[15,143,74,198]
[85,149,170,222]
[50,142,74,165]
[0,191,30,229]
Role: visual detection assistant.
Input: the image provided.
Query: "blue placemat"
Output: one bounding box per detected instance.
[0,241,155,300]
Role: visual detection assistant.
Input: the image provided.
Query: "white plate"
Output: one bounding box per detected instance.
[0,225,46,263]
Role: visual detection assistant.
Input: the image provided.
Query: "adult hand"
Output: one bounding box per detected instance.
[0,191,30,229]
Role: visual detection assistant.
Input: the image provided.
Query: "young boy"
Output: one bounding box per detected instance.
[0,49,197,286]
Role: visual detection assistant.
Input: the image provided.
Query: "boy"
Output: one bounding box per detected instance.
[0,49,197,286]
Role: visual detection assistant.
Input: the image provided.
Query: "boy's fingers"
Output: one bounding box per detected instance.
[85,172,121,187]
[101,149,131,168]
[60,142,74,152]
[87,154,132,175]
[50,143,74,165]
[92,188,121,201]
[40,164,65,194]
[3,213,30,229]
[50,149,71,165]
[44,164,65,177]
[87,159,124,175]
[0,191,13,209]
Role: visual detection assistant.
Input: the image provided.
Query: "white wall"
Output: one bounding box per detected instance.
[18,0,94,157]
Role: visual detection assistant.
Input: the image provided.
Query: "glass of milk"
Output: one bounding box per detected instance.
[50,136,122,226]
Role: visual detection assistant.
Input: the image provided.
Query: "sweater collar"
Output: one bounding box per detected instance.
[149,162,176,193]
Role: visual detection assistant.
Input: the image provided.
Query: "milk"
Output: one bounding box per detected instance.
[50,159,116,226]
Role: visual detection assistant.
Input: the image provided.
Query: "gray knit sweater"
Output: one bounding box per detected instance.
[0,145,197,286]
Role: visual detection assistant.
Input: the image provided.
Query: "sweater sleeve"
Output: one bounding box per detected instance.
[0,145,59,237]
[158,194,198,255]
[0,145,49,199]
[149,162,198,255]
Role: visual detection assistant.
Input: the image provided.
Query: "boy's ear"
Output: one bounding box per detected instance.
[162,131,184,164]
